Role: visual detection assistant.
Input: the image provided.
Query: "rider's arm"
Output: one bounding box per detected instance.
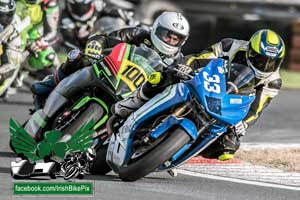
[244,73,282,126]
[182,55,212,71]
[41,0,60,44]
[107,27,149,44]
[100,7,130,23]
[84,27,149,59]
[184,38,238,66]
[0,38,23,84]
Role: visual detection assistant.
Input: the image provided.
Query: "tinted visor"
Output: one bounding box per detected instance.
[155,25,186,47]
[248,46,282,73]
[68,2,94,18]
[26,0,38,4]
[0,12,14,27]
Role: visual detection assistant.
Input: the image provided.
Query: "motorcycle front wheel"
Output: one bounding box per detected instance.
[119,128,190,181]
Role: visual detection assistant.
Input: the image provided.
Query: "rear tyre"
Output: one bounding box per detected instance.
[119,128,190,181]
[61,103,104,136]
[56,102,111,175]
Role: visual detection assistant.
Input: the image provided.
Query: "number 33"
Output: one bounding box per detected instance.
[203,72,221,93]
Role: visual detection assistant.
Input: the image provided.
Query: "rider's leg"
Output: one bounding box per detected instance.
[25,67,100,140]
[112,71,175,118]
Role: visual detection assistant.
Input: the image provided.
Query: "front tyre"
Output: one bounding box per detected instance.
[119,128,190,181]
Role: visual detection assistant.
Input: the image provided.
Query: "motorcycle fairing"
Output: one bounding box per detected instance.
[93,43,157,96]
[107,83,192,168]
[71,96,110,129]
[107,58,256,172]
[187,59,255,125]
[150,115,197,140]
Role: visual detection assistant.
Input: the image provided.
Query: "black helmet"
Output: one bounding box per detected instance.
[66,0,99,22]
[0,0,16,27]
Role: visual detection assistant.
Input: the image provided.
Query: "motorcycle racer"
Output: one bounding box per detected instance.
[61,0,137,50]
[112,29,285,162]
[15,0,60,77]
[0,0,30,98]
[31,11,190,110]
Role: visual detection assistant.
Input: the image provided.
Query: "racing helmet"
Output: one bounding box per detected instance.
[67,0,98,22]
[0,0,16,27]
[151,11,190,56]
[246,29,285,79]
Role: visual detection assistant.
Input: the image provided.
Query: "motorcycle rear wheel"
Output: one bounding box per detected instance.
[57,103,112,175]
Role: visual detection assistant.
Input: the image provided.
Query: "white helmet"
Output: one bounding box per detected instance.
[151,11,190,56]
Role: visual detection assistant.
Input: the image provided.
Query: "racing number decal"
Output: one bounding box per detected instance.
[121,64,146,89]
[203,71,221,93]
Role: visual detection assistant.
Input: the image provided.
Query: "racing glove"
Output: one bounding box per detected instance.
[234,121,248,136]
[176,64,193,80]
[29,38,49,53]
[84,40,102,60]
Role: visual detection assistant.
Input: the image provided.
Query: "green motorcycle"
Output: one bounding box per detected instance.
[10,42,163,177]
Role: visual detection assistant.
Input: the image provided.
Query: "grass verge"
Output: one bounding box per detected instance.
[236,148,300,173]
[280,70,300,89]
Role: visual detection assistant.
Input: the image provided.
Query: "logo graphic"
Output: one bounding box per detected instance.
[172,23,184,30]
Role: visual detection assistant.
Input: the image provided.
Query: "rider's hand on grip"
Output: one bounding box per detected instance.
[176,64,193,80]
[84,40,102,60]
[148,72,162,85]
[29,38,49,52]
[234,121,248,136]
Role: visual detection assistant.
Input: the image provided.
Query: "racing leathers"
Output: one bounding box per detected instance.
[184,38,282,159]
[60,4,136,50]
[113,38,282,160]
[16,0,60,73]
[28,27,184,140]
[0,15,29,97]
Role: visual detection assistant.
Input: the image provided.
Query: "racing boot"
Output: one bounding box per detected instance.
[111,89,149,118]
[31,75,57,111]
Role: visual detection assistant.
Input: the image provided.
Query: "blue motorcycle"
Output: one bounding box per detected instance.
[106,58,256,181]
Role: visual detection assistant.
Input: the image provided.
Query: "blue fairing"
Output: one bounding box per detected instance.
[120,83,192,163]
[187,59,255,125]
[130,83,191,134]
[109,58,257,171]
[150,115,197,140]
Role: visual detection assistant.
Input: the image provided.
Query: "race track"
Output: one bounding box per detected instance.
[0,90,299,200]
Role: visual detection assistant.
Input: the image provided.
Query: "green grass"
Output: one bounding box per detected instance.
[280,70,300,89]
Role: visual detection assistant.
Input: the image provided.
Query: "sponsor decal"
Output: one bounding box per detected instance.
[172,23,184,30]
[230,98,242,104]
[217,66,225,74]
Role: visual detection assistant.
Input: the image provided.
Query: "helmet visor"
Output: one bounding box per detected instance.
[68,2,94,19]
[155,25,187,47]
[248,46,282,73]
[25,0,38,4]
[0,12,14,27]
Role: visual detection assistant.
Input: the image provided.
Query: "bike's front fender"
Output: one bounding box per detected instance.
[150,115,197,140]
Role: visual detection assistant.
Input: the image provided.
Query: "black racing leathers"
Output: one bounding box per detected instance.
[31,26,182,108]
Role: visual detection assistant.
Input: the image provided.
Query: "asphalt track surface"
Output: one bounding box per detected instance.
[0,90,299,200]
